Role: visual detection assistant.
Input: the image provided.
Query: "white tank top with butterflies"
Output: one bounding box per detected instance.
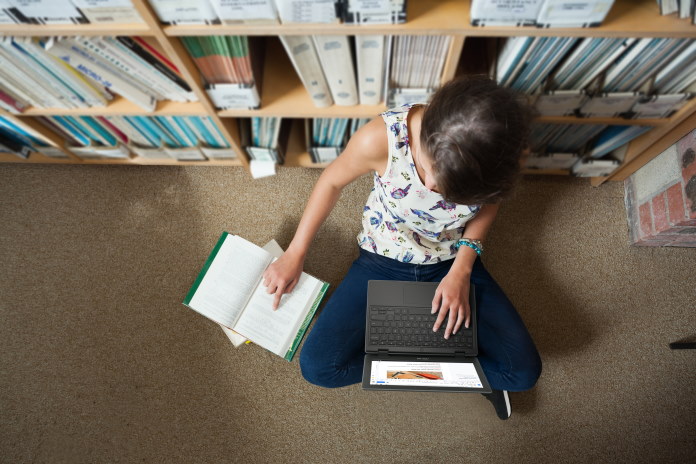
[356,104,480,264]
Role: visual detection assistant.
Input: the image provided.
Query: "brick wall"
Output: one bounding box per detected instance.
[625,129,696,247]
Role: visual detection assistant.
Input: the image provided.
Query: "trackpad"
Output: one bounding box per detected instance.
[403,283,437,307]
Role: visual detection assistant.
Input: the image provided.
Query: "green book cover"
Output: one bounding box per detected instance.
[183,231,230,306]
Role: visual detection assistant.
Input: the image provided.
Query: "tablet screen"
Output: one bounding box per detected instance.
[369,359,484,389]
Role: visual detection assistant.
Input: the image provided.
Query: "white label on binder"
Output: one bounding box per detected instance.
[70,0,144,23]
[131,145,171,159]
[201,147,238,159]
[72,145,130,158]
[40,146,69,158]
[631,94,691,119]
[313,147,341,163]
[535,92,588,116]
[277,0,337,23]
[247,147,276,162]
[580,93,640,117]
[349,0,392,13]
[212,0,277,21]
[165,147,206,161]
[206,84,261,109]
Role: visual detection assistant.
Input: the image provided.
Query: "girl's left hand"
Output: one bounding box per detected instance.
[431,270,471,339]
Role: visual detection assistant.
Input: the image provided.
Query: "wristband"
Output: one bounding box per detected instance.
[455,238,483,256]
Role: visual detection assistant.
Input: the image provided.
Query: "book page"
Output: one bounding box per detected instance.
[187,234,273,328]
[233,270,322,356]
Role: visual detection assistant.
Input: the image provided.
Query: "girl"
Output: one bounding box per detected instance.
[262,76,542,420]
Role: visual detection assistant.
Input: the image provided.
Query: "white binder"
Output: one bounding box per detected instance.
[279,35,333,108]
[313,35,358,106]
[355,35,386,105]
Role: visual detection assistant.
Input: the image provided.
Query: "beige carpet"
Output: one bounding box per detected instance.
[1,163,694,464]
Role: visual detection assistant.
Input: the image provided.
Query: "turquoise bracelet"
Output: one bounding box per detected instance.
[455,239,483,256]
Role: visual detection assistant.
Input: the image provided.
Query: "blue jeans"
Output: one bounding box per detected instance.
[300,248,542,391]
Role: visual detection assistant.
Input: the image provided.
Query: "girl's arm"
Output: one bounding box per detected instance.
[262,117,389,309]
[432,203,500,338]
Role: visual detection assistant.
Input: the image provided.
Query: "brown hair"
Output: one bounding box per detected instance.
[420,75,533,205]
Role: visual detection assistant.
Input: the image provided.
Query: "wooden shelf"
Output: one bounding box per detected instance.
[165,0,696,38]
[19,97,207,117]
[0,150,243,166]
[0,22,151,37]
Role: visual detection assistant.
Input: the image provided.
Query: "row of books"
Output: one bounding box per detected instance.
[239,116,369,164]
[657,0,696,24]
[0,35,194,113]
[471,0,616,28]
[496,37,695,94]
[525,123,653,176]
[282,34,450,109]
[0,0,407,25]
[37,114,234,160]
[495,36,696,119]
[153,0,408,26]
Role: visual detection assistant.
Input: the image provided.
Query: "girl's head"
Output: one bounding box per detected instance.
[419,75,533,205]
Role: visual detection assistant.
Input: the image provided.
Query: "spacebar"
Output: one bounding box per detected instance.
[396,347,444,354]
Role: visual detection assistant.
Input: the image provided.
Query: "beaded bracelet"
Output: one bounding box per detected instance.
[455,238,483,256]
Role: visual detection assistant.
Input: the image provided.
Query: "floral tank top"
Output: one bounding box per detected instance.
[356,104,480,264]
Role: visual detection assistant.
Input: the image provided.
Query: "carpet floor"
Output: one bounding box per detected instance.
[1,164,694,464]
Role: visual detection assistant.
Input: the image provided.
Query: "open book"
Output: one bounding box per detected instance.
[183,232,329,361]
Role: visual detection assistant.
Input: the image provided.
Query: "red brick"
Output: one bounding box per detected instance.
[638,202,653,237]
[666,183,687,225]
[652,193,670,233]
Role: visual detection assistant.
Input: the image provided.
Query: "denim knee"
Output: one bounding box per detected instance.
[507,354,542,392]
[299,347,340,389]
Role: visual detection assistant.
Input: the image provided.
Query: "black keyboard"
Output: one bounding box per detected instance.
[368,306,474,350]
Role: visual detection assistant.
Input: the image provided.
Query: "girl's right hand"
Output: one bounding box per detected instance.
[262,249,305,310]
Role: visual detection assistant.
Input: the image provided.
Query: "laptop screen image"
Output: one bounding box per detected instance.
[369,358,485,389]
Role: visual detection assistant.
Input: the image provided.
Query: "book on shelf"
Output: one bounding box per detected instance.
[41,114,233,160]
[276,0,340,24]
[471,0,614,28]
[355,35,386,105]
[387,35,450,106]
[630,93,693,119]
[148,0,220,25]
[534,90,588,116]
[181,35,263,109]
[4,0,88,24]
[579,92,641,117]
[279,35,333,108]
[0,115,50,159]
[183,232,329,361]
[530,123,607,153]
[70,0,143,24]
[312,35,358,106]
[535,0,615,28]
[470,0,544,26]
[653,40,696,94]
[239,116,289,164]
[41,35,195,111]
[209,0,279,25]
[588,125,652,159]
[306,117,368,163]
[342,0,407,24]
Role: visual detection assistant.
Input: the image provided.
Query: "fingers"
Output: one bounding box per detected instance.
[431,288,442,314]
[453,304,470,334]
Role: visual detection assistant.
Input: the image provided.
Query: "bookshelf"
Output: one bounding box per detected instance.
[0,0,693,184]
